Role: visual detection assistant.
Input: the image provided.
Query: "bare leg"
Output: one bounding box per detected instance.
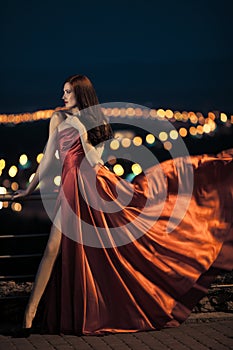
[23,217,62,328]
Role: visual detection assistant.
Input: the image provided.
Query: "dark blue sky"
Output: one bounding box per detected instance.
[1,0,233,114]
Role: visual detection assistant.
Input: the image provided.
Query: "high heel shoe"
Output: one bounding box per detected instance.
[11,325,32,338]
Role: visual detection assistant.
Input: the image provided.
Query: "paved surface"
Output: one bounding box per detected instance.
[0,313,233,350]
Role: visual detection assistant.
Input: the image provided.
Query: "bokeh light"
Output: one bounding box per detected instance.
[146,134,155,144]
[37,153,44,163]
[110,139,120,150]
[29,173,35,183]
[19,154,28,166]
[9,165,18,177]
[54,176,61,186]
[159,132,168,141]
[133,136,143,146]
[132,163,142,175]
[113,164,124,176]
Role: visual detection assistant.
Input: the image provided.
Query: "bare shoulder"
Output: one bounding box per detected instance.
[49,111,66,134]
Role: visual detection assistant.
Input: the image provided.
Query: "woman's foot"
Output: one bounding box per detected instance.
[11,326,32,338]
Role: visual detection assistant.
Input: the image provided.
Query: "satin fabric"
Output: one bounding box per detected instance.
[41,127,233,335]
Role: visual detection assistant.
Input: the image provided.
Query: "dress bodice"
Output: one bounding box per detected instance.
[57,127,85,169]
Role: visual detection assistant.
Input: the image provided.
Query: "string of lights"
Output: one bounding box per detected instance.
[0,107,232,212]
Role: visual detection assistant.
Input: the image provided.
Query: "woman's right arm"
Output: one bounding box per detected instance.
[12,112,62,199]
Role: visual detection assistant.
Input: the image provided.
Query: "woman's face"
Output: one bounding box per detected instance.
[62,82,77,108]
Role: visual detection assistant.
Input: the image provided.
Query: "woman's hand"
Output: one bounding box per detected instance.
[11,189,30,200]
[66,115,87,138]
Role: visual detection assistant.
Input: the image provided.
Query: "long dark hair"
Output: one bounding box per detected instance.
[64,74,113,146]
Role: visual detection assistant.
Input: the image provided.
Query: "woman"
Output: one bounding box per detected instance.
[13,74,233,336]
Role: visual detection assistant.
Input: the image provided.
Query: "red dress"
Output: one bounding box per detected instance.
[41,126,233,335]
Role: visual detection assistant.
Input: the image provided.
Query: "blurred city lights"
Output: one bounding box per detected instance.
[121,138,131,148]
[146,134,155,144]
[11,202,22,212]
[113,164,124,176]
[133,136,143,146]
[110,139,120,150]
[8,165,18,177]
[132,163,142,175]
[11,182,19,191]
[179,128,188,137]
[19,154,28,166]
[169,130,179,140]
[54,176,61,186]
[220,113,227,123]
[0,159,6,170]
[0,187,7,210]
[163,141,172,151]
[159,132,168,141]
[37,153,44,163]
[29,173,35,183]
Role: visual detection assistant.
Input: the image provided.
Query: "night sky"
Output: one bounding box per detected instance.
[1,0,233,114]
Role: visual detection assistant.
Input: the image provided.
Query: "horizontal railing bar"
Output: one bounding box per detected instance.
[0,253,42,258]
[0,274,34,279]
[0,233,48,239]
[0,295,28,300]
[210,284,233,288]
[0,193,57,201]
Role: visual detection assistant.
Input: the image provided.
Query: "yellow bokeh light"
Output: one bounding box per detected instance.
[11,202,22,212]
[126,108,135,117]
[208,112,216,120]
[135,108,143,117]
[165,109,173,119]
[0,187,7,195]
[181,111,189,122]
[11,182,19,191]
[133,136,143,146]
[29,173,35,183]
[121,138,131,148]
[37,153,44,163]
[19,154,28,166]
[132,163,142,175]
[189,113,198,124]
[196,125,203,134]
[203,124,211,133]
[3,201,8,208]
[0,159,6,170]
[54,176,61,186]
[149,109,157,118]
[179,128,188,137]
[157,109,165,118]
[189,126,197,136]
[146,134,155,144]
[0,187,7,209]
[220,113,227,123]
[159,132,168,141]
[113,164,124,176]
[163,141,172,151]
[174,112,182,121]
[112,108,121,117]
[110,139,120,150]
[169,130,178,140]
[9,165,18,177]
